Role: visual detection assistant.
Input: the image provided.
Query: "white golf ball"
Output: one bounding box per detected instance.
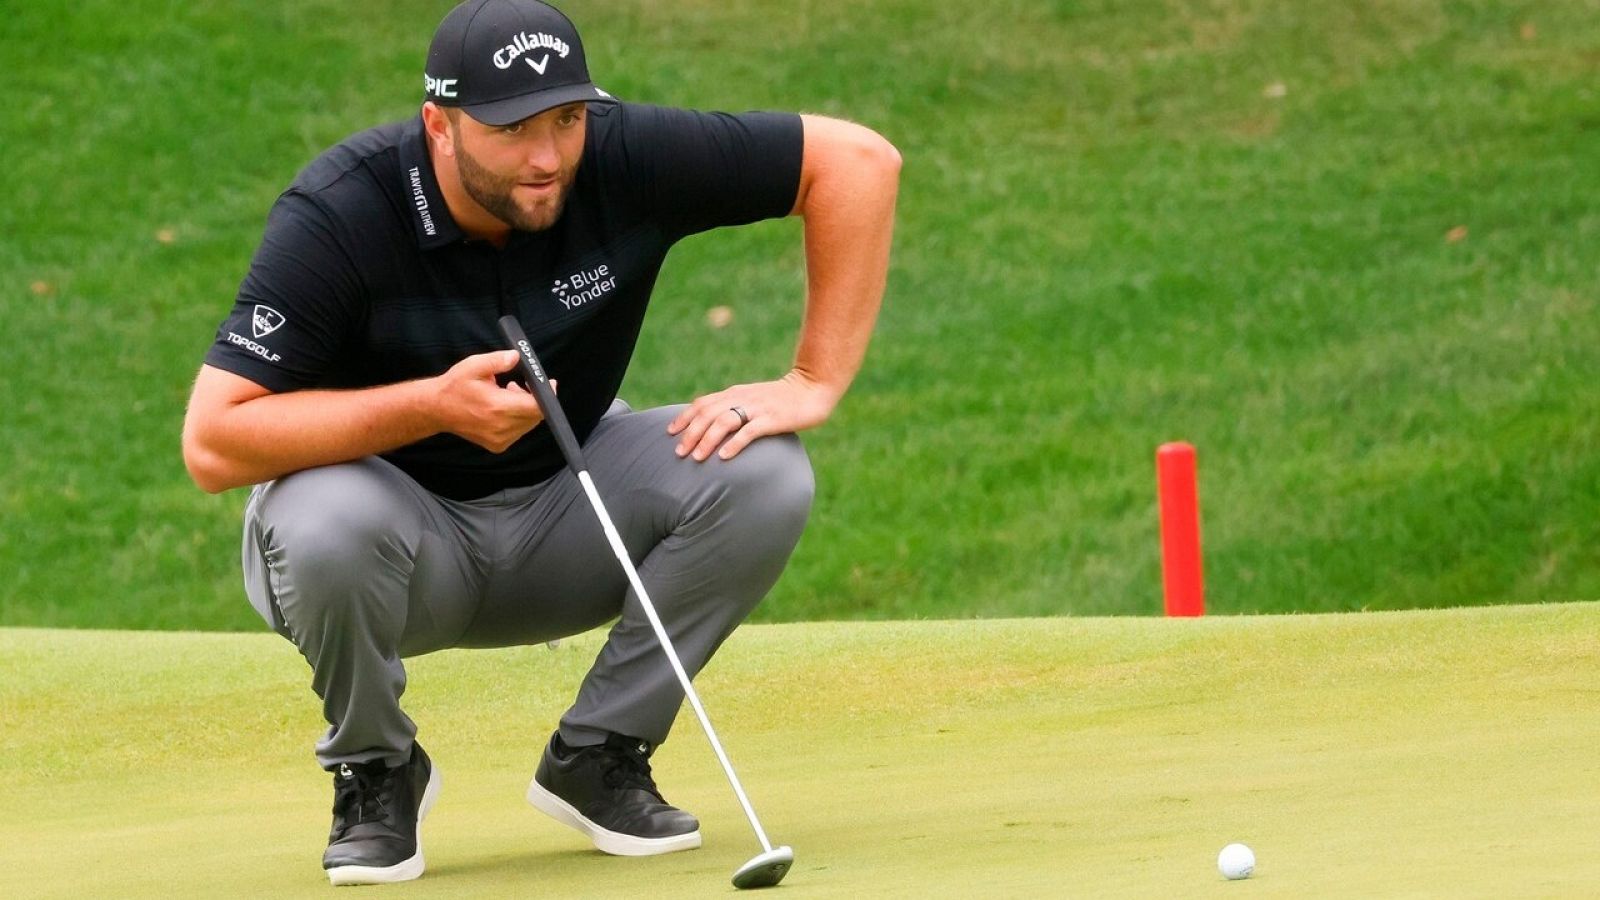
[1218,842,1255,880]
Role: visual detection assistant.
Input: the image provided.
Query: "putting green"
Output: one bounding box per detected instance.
[3,604,1597,897]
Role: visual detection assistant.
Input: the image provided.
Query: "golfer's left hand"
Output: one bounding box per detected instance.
[669,371,840,461]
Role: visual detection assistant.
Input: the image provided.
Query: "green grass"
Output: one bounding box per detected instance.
[4,1,1600,628]
[4,604,1599,896]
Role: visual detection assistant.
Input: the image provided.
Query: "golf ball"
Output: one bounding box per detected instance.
[1218,843,1255,880]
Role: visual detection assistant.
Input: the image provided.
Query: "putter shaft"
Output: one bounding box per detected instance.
[575,471,776,853]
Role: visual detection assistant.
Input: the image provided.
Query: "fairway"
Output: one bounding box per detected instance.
[4,604,1597,897]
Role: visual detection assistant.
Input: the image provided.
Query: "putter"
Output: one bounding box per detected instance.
[498,316,794,890]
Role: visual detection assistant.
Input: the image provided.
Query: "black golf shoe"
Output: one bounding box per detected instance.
[323,743,440,885]
[526,732,701,855]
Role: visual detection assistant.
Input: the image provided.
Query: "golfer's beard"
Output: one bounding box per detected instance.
[453,140,574,233]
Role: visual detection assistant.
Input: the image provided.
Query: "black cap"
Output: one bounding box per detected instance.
[424,0,616,126]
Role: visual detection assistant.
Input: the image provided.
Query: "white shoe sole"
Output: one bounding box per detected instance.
[526,778,702,856]
[326,762,442,886]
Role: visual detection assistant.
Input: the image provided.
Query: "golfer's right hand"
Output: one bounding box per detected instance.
[432,350,547,453]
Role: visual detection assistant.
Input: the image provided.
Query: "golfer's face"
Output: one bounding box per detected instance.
[452,103,587,232]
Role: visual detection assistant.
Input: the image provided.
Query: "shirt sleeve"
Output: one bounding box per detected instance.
[203,191,363,392]
[598,103,804,241]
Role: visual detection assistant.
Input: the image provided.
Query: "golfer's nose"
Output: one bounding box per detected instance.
[524,133,560,173]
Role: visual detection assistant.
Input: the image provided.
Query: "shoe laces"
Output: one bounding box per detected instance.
[598,740,662,799]
[332,760,398,829]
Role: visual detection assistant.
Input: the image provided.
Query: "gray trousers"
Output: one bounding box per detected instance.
[241,403,813,770]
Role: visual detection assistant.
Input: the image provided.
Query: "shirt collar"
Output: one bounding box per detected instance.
[398,116,464,249]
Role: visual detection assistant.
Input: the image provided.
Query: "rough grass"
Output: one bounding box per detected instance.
[3,604,1598,896]
[4,0,1599,628]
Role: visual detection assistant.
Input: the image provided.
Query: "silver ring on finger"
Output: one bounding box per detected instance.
[730,405,750,427]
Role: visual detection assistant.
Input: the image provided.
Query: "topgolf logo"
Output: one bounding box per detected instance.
[252,305,286,339]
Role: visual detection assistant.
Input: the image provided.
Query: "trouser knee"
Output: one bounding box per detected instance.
[246,461,421,639]
[713,433,815,540]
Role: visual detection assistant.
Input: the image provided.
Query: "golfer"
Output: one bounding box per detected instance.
[181,0,898,885]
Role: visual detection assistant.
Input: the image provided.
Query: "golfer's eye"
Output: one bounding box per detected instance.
[556,112,581,127]
[502,123,525,135]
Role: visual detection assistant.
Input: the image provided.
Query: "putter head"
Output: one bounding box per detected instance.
[732,845,794,889]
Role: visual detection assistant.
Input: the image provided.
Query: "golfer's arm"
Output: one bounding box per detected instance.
[788,114,901,400]
[182,364,439,493]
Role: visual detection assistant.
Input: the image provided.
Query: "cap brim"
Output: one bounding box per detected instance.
[462,84,617,127]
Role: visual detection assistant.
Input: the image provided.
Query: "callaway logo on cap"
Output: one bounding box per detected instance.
[423,0,616,126]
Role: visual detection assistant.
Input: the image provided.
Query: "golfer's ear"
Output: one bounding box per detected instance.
[422,102,455,157]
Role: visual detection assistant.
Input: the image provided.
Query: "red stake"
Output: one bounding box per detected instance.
[1157,442,1205,616]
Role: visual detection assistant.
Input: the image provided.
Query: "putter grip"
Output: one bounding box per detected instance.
[497,315,587,472]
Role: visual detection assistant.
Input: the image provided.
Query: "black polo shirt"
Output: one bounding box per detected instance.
[205,102,803,499]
